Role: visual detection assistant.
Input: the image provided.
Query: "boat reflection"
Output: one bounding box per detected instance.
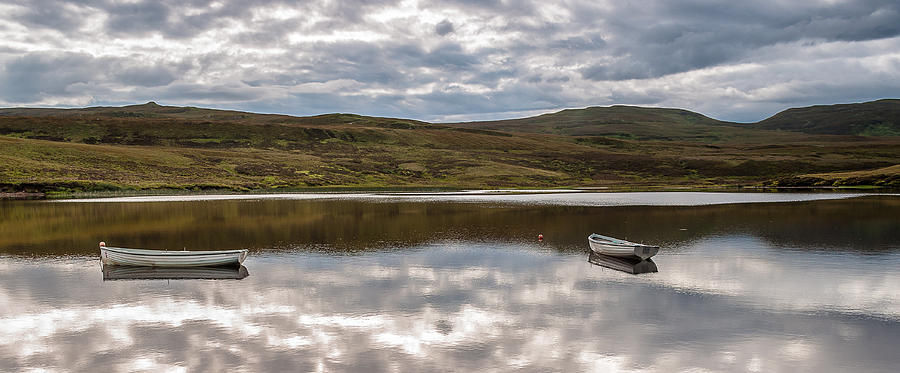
[588,251,658,274]
[102,265,249,281]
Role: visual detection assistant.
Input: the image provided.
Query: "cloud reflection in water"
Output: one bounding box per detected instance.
[1,239,899,372]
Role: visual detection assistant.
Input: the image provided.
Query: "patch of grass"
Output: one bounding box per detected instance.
[764,164,900,187]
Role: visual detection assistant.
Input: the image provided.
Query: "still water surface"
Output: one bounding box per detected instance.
[1,192,899,372]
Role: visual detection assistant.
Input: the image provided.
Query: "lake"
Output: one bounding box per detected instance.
[1,192,899,372]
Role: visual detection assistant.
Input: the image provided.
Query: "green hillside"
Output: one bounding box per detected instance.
[0,101,898,195]
[753,99,900,136]
[448,105,740,141]
[448,99,900,138]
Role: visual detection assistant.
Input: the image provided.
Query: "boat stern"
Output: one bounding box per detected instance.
[238,249,249,264]
[633,245,659,260]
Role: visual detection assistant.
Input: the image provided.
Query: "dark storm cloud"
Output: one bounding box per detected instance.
[112,64,178,87]
[146,82,268,102]
[546,34,606,51]
[576,0,900,81]
[0,0,898,121]
[421,43,478,70]
[435,20,454,36]
[103,1,171,36]
[0,52,103,102]
[0,51,187,102]
[467,67,518,89]
[302,42,411,85]
[12,0,87,32]
[243,39,488,90]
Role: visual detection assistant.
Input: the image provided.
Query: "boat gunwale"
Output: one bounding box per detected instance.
[587,234,659,248]
[101,246,248,257]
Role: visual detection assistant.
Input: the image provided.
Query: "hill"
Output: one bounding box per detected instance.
[0,102,431,128]
[0,101,898,194]
[447,105,740,141]
[752,99,900,136]
[447,99,900,138]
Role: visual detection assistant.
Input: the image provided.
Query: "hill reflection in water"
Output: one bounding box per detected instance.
[1,193,899,371]
[0,194,897,255]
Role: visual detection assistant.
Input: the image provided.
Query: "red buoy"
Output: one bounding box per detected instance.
[538,234,544,241]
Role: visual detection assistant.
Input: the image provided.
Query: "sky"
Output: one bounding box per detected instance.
[0,0,899,123]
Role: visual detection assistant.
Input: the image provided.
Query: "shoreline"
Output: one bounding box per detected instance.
[2,185,895,201]
[48,190,893,207]
[0,192,45,200]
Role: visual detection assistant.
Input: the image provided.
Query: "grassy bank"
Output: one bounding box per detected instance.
[765,165,900,187]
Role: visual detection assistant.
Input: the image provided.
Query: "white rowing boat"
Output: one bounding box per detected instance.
[99,242,249,267]
[587,233,659,260]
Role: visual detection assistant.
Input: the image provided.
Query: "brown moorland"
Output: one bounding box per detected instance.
[0,100,897,195]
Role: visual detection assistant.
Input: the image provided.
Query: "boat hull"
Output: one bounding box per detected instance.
[588,234,659,260]
[100,246,248,267]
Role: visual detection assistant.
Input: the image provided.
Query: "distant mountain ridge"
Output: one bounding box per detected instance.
[1,99,897,193]
[448,105,730,138]
[447,105,735,140]
[1,98,898,136]
[448,99,900,137]
[0,101,431,128]
[754,99,900,136]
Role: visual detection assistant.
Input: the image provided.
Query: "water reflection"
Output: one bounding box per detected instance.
[102,265,249,281]
[1,195,898,255]
[588,251,658,274]
[1,241,898,372]
[1,194,899,372]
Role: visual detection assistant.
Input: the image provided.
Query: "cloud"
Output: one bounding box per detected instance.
[12,0,87,32]
[113,65,178,88]
[0,51,200,106]
[142,82,274,102]
[435,19,454,36]
[0,0,898,121]
[103,1,172,36]
[0,52,104,102]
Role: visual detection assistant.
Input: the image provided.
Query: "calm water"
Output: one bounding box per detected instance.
[1,192,899,372]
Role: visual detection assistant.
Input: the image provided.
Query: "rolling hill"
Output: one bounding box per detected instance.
[754,99,900,136]
[447,99,900,138]
[0,100,897,195]
[0,101,432,128]
[448,105,735,141]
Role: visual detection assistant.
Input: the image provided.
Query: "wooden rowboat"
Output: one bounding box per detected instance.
[99,242,248,267]
[588,233,659,260]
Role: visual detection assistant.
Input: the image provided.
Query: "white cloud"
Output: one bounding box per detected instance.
[0,0,898,121]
